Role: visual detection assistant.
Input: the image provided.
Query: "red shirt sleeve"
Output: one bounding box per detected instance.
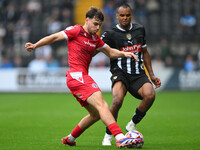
[96,35,106,50]
[63,25,80,40]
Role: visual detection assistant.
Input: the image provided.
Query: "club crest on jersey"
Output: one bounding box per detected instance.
[126,34,132,40]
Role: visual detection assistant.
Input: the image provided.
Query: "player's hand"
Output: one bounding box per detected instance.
[25,42,36,52]
[124,52,138,61]
[151,76,161,89]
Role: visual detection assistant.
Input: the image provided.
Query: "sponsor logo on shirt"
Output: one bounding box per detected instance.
[120,44,142,53]
[84,40,96,47]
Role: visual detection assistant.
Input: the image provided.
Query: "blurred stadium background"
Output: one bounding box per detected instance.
[0,0,200,92]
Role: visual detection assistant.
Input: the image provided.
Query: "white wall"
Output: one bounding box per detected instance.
[1,67,200,92]
[0,68,112,92]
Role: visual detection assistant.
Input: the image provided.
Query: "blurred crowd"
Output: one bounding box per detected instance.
[0,0,74,72]
[0,0,200,72]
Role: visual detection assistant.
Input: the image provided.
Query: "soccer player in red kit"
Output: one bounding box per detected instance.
[25,7,140,148]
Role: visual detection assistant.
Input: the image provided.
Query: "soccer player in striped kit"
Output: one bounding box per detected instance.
[101,3,161,146]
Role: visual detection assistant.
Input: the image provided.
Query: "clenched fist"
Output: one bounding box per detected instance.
[25,42,36,52]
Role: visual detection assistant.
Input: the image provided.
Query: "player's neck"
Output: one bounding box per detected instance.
[83,25,90,35]
[119,24,131,31]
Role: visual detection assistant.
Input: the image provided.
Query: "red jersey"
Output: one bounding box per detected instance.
[62,25,106,74]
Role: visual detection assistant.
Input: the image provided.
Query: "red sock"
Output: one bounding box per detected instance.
[71,125,84,138]
[107,122,123,137]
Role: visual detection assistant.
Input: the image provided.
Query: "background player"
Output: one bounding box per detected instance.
[101,3,161,146]
[25,7,140,148]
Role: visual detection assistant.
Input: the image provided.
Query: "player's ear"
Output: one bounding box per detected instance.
[85,18,89,25]
[116,13,119,19]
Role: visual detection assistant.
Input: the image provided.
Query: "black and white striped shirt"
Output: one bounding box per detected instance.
[101,23,147,75]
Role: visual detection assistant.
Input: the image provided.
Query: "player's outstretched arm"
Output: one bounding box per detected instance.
[25,32,65,52]
[99,45,137,61]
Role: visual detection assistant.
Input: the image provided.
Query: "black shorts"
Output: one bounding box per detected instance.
[110,69,151,100]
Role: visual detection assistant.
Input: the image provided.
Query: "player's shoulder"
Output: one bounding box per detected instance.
[102,29,114,35]
[64,25,81,32]
[101,29,114,39]
[63,25,81,37]
[132,23,145,30]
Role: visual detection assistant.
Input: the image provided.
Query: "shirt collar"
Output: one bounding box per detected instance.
[116,23,133,31]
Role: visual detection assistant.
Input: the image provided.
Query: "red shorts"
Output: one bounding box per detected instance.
[66,71,101,107]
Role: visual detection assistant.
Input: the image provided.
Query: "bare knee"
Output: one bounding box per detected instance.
[91,115,100,122]
[146,92,155,101]
[143,91,155,105]
[140,84,155,102]
[102,100,110,110]
[95,99,110,112]
[89,112,100,122]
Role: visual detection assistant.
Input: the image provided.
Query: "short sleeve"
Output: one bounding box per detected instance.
[62,25,80,40]
[96,35,107,51]
[101,31,113,47]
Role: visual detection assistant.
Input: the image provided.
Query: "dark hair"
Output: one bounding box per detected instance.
[86,6,104,22]
[117,3,132,12]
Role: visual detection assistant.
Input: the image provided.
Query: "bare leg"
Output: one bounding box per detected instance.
[127,82,155,126]
[137,83,155,113]
[110,81,127,120]
[86,91,116,126]
[77,102,100,131]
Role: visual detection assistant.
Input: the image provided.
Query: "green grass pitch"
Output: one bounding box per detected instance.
[0,91,200,150]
